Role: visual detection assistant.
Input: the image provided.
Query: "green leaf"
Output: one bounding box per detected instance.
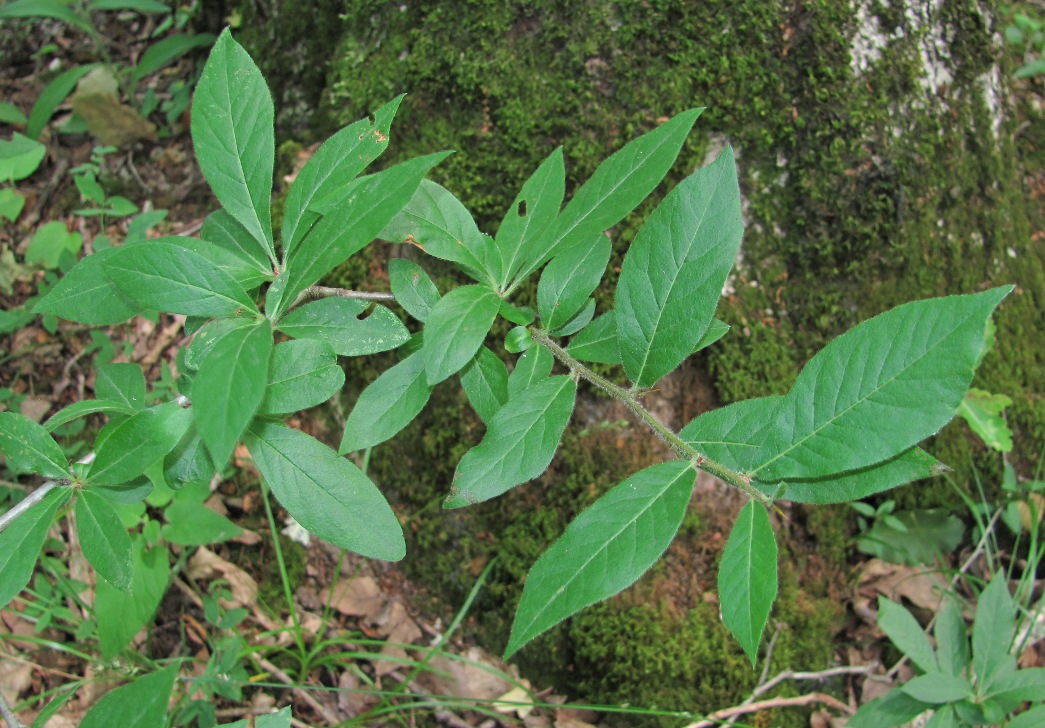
[878,596,939,673]
[1006,705,1045,728]
[500,300,536,326]
[0,412,69,478]
[495,147,565,289]
[680,396,784,472]
[755,448,944,505]
[0,101,28,125]
[25,221,82,269]
[617,147,742,387]
[191,318,272,468]
[29,687,77,728]
[27,64,98,139]
[282,96,403,254]
[719,500,778,666]
[274,152,450,317]
[504,325,533,353]
[245,421,405,560]
[96,538,169,658]
[0,133,45,181]
[90,0,170,12]
[161,501,243,545]
[96,362,147,410]
[277,298,409,356]
[104,238,258,317]
[183,317,246,371]
[538,233,611,331]
[260,339,345,415]
[76,489,134,591]
[847,688,931,728]
[750,287,1012,481]
[459,346,509,424]
[508,345,554,399]
[923,704,961,728]
[901,673,973,704]
[0,188,26,222]
[32,248,143,324]
[550,298,595,337]
[132,32,216,84]
[934,598,969,678]
[254,707,292,728]
[566,311,621,364]
[505,461,693,659]
[0,0,93,31]
[423,284,501,384]
[192,29,275,259]
[856,507,964,565]
[43,399,134,432]
[340,350,431,452]
[694,318,730,353]
[0,486,72,609]
[380,180,490,283]
[510,108,702,287]
[200,208,272,272]
[79,665,176,728]
[972,573,1016,692]
[159,235,272,291]
[957,388,1013,452]
[163,427,214,490]
[88,402,193,485]
[388,257,440,322]
[445,375,576,508]
[985,667,1045,704]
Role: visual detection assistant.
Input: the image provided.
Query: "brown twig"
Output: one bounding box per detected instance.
[251,656,342,727]
[687,692,854,727]
[0,690,26,728]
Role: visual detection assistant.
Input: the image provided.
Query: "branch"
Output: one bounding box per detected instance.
[0,691,26,728]
[685,692,854,728]
[530,327,772,507]
[288,284,396,312]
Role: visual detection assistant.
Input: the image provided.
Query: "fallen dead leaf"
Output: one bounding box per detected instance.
[372,601,422,676]
[494,684,536,718]
[187,547,258,609]
[321,576,384,620]
[856,558,949,612]
[0,657,32,704]
[416,646,513,702]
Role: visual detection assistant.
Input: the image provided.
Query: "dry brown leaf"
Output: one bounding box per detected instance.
[0,657,32,705]
[494,685,536,718]
[19,396,52,423]
[187,547,258,608]
[321,576,384,620]
[337,669,380,717]
[856,558,948,612]
[373,601,422,676]
[416,646,513,702]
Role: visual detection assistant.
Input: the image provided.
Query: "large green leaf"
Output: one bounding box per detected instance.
[566,311,621,364]
[277,298,409,356]
[95,538,169,658]
[104,238,258,317]
[423,284,501,384]
[680,396,784,472]
[282,96,403,254]
[495,147,565,289]
[191,318,273,468]
[750,288,1011,481]
[0,133,45,181]
[199,208,271,272]
[718,500,778,665]
[27,64,99,139]
[957,388,1013,452]
[901,674,973,703]
[444,375,576,508]
[161,501,243,545]
[972,573,1016,693]
[158,235,272,292]
[0,486,72,610]
[43,399,134,433]
[756,448,944,504]
[537,233,611,332]
[505,461,693,659]
[260,339,344,415]
[272,152,450,317]
[0,412,69,479]
[340,351,431,452]
[95,362,147,410]
[245,422,405,560]
[388,257,440,322]
[507,345,554,399]
[616,147,742,387]
[848,689,932,728]
[87,402,192,485]
[459,346,509,424]
[132,32,216,84]
[191,30,274,260]
[76,489,134,591]
[79,665,176,728]
[0,0,93,31]
[380,180,490,284]
[934,598,969,678]
[878,597,939,673]
[163,426,214,490]
[32,248,142,324]
[509,108,702,287]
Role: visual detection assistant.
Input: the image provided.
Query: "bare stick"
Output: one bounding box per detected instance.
[686,692,854,728]
[0,691,26,728]
[252,656,342,727]
[287,285,397,312]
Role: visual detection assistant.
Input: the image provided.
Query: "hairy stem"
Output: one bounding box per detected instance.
[530,327,771,506]
[287,285,396,313]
